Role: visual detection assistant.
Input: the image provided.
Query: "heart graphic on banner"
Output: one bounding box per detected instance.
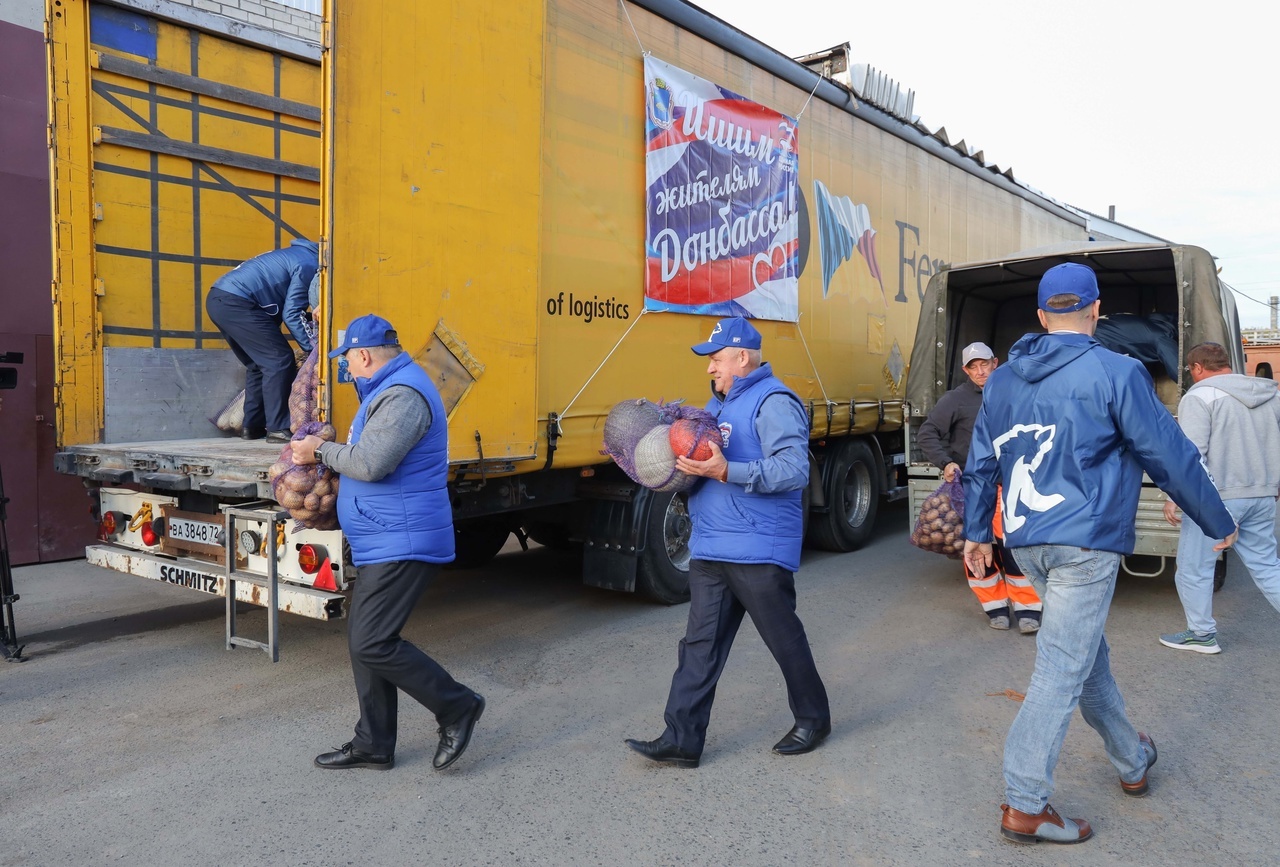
[752,244,787,289]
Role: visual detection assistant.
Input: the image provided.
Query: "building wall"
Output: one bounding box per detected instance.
[114,0,320,51]
[1244,343,1280,379]
[182,0,319,41]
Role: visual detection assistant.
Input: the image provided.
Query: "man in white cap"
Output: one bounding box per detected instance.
[917,341,1042,633]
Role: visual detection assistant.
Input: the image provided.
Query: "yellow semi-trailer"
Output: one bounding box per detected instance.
[320,0,1088,601]
[51,0,1090,642]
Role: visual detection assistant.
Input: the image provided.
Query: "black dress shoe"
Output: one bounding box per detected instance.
[265,430,293,444]
[772,723,832,755]
[314,742,394,770]
[434,692,485,770]
[624,737,700,768]
[241,427,266,441]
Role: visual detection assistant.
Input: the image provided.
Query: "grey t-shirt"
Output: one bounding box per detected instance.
[315,386,432,482]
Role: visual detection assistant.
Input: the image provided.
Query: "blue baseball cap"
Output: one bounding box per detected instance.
[1038,263,1100,312]
[691,317,762,356]
[329,313,400,358]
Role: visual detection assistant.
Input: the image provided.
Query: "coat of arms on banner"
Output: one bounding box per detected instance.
[643,56,800,322]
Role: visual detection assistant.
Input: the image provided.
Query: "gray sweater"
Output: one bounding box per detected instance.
[315,386,432,482]
[1177,373,1280,500]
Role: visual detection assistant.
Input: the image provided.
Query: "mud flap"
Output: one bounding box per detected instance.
[580,485,642,593]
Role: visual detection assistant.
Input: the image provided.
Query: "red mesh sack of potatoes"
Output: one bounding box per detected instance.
[288,346,321,433]
[269,420,340,532]
[668,414,721,461]
[909,478,966,558]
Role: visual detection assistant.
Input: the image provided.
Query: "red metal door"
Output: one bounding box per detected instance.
[0,333,40,564]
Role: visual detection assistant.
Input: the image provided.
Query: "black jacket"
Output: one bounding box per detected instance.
[916,380,983,470]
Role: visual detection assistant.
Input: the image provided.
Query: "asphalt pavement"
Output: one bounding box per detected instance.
[1,502,1277,866]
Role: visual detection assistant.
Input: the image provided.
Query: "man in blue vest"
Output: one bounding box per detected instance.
[625,317,830,768]
[291,314,484,771]
[206,238,318,442]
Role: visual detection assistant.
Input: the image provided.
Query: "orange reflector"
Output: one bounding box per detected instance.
[101,512,118,536]
[298,544,324,574]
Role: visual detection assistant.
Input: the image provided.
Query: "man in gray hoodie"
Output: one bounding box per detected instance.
[1161,341,1280,653]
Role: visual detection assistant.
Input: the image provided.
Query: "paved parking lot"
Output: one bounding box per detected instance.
[2,502,1278,865]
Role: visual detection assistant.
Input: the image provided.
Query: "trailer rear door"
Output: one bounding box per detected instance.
[48,0,321,446]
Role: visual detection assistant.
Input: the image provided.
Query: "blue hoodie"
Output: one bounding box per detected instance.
[211,238,318,351]
[963,332,1235,554]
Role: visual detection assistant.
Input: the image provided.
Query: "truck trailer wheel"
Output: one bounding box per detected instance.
[636,490,692,605]
[808,439,880,552]
[448,520,510,570]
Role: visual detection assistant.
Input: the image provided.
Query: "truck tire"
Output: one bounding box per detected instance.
[807,439,880,552]
[636,489,692,605]
[447,520,510,570]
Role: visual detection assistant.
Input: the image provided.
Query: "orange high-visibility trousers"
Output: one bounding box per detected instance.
[963,489,1042,619]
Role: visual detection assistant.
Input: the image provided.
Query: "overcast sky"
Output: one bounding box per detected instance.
[690,0,1278,328]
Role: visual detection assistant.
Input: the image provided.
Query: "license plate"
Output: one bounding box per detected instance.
[166,516,224,546]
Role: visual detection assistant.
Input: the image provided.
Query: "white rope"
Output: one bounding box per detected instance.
[793,315,835,418]
[558,309,650,433]
[793,73,824,125]
[618,0,647,56]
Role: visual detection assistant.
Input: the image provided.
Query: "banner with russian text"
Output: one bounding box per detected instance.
[644,56,800,322]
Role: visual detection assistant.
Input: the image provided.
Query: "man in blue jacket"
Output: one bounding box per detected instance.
[206,238,318,442]
[292,314,484,772]
[963,263,1238,844]
[625,317,830,768]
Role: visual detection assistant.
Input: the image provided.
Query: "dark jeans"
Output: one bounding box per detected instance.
[347,559,474,755]
[661,559,830,754]
[205,287,296,433]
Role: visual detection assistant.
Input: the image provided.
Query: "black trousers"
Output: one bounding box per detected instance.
[661,559,830,754]
[205,287,296,433]
[347,560,473,754]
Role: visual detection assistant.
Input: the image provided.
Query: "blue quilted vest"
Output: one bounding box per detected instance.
[337,352,454,566]
[688,363,805,572]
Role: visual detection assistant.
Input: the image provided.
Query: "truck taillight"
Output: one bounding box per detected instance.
[140,522,158,547]
[298,544,326,574]
[99,511,124,540]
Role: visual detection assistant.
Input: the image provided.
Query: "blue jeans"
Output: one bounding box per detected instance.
[1174,496,1280,635]
[1002,545,1147,813]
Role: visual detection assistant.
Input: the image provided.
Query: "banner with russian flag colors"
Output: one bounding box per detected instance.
[643,57,800,322]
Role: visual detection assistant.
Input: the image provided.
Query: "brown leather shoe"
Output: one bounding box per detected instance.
[1000,803,1093,844]
[1121,732,1158,796]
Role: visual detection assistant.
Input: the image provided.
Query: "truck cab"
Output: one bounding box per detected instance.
[904,241,1244,579]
